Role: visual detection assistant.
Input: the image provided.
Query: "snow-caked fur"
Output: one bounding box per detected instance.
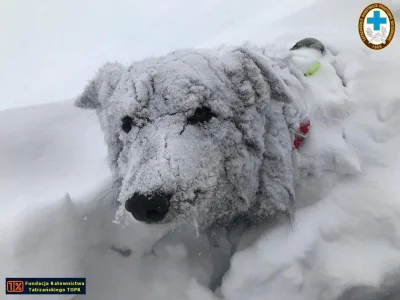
[75,44,349,233]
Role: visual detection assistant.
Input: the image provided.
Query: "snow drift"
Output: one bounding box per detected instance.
[1,0,400,299]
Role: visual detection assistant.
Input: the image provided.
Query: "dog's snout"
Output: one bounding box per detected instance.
[125,192,171,223]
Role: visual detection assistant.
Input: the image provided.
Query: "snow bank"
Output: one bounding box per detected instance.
[1,0,400,299]
[221,42,400,300]
[0,194,86,300]
[0,100,108,298]
[0,100,109,215]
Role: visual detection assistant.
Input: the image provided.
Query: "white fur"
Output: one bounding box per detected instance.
[76,44,314,232]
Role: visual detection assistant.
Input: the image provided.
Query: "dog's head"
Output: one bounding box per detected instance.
[76,47,306,231]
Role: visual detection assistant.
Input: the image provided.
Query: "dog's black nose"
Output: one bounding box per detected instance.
[125,192,171,223]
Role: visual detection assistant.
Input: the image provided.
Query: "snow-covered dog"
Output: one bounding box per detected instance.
[75,38,363,291]
[76,38,357,239]
[75,38,354,235]
[75,42,316,231]
[73,36,400,299]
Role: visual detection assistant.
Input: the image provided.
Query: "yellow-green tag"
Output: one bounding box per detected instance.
[304,62,320,77]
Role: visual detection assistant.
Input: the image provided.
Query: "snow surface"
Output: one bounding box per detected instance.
[1,0,400,299]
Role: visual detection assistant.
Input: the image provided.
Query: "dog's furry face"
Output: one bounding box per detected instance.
[76,47,306,231]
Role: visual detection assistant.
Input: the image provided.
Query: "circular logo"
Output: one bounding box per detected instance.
[359,3,396,50]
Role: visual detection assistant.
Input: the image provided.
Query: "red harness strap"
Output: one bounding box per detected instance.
[293,120,311,150]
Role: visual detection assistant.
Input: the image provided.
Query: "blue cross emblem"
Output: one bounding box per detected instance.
[367,10,387,31]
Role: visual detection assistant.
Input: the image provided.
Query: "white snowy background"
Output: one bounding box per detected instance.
[1,0,400,299]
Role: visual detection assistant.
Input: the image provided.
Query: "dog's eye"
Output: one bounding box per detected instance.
[188,107,216,125]
[121,116,134,133]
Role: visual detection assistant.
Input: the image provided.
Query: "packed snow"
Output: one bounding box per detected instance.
[1,0,400,299]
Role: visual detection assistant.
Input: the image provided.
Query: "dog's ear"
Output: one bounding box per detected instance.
[249,98,296,224]
[75,62,125,109]
[231,47,302,224]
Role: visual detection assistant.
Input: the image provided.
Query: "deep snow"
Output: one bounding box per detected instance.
[1,0,400,299]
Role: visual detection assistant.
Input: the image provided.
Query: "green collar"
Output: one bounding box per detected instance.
[304,62,320,77]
